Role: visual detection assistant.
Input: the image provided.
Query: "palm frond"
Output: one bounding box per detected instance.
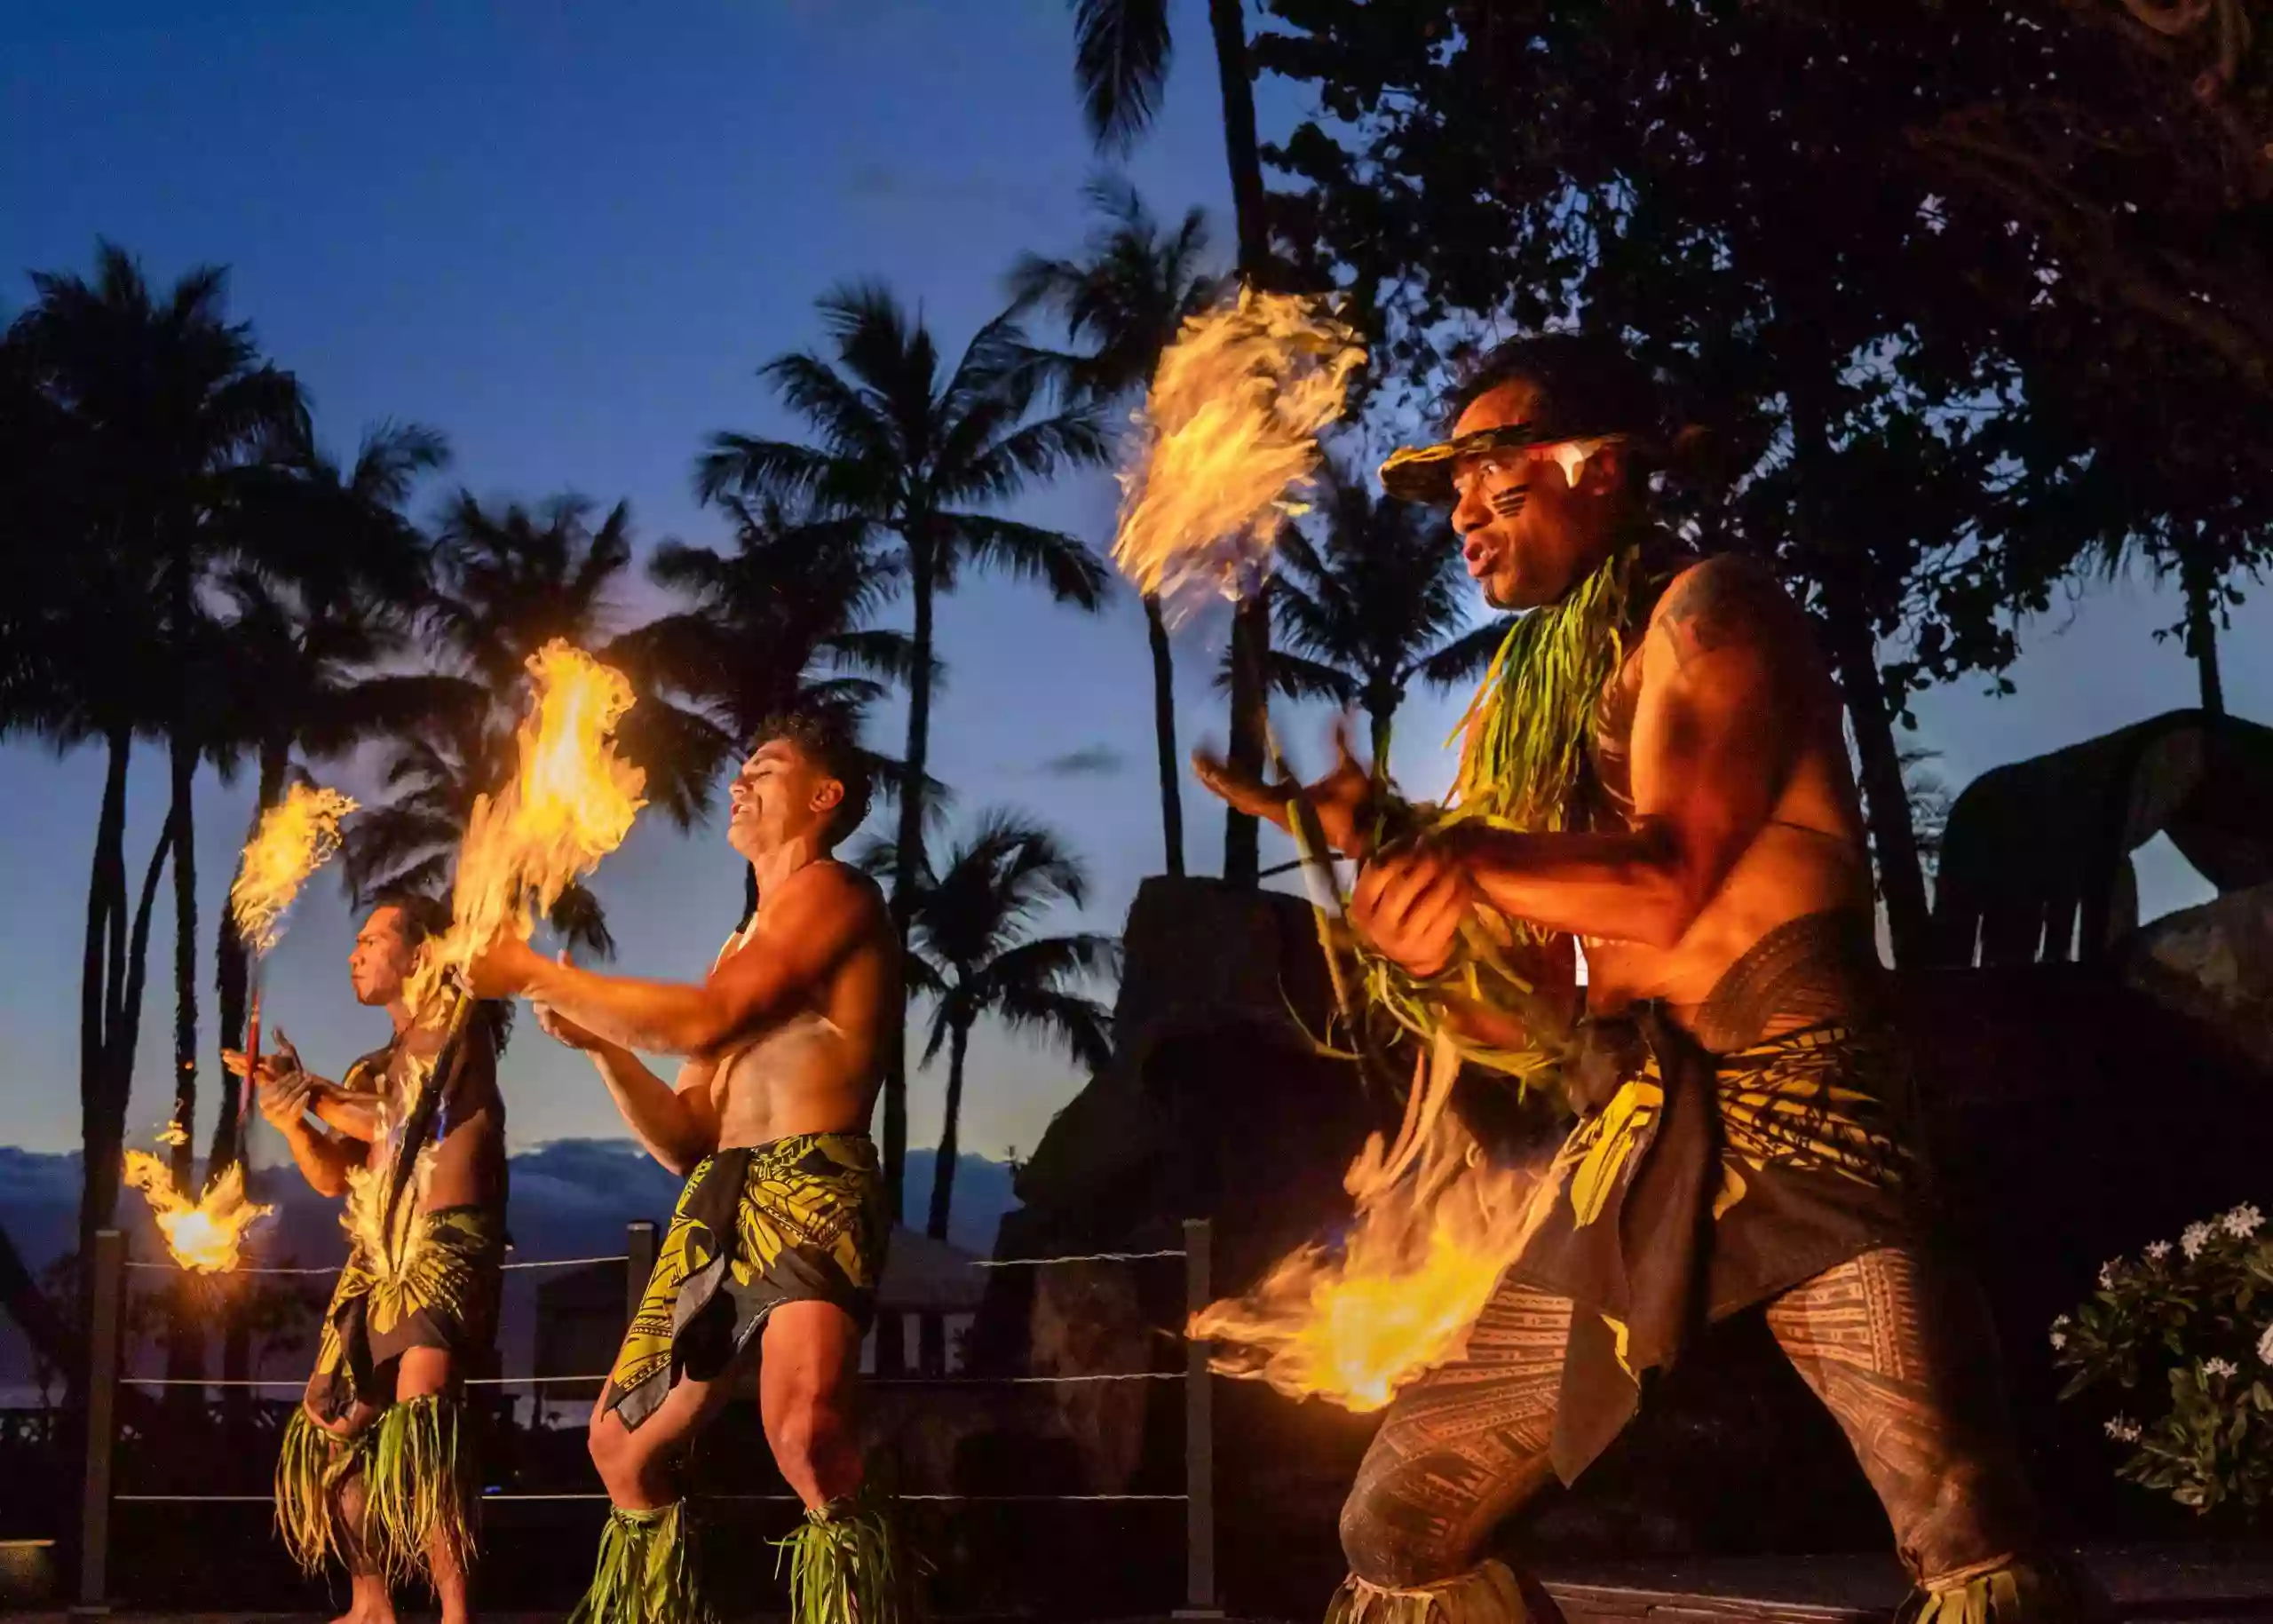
[945,514,1111,610]
[1071,0,1175,154]
[1414,619,1512,689]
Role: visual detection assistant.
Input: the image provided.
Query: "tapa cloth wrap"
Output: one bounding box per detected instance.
[604,1131,890,1430]
[305,1203,505,1422]
[1509,909,1926,1481]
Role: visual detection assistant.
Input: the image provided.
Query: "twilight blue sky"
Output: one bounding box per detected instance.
[1,1,2261,1168]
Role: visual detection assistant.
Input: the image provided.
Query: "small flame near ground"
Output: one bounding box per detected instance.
[406,639,646,1012]
[1189,1038,1559,1412]
[230,783,359,956]
[1112,285,1366,618]
[122,1150,275,1273]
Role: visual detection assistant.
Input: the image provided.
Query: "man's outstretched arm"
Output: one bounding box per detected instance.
[1352,557,1810,970]
[254,1076,364,1198]
[532,994,720,1176]
[471,861,878,1059]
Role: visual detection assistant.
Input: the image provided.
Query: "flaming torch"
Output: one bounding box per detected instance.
[228,782,359,1133]
[1112,284,1371,1005]
[1190,1035,1559,1410]
[119,783,356,1272]
[1112,284,1366,618]
[1114,289,1568,1412]
[122,1152,274,1274]
[373,639,646,1245]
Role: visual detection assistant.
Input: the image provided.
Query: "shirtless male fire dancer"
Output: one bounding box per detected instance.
[230,893,509,1624]
[469,707,900,1624]
[1198,334,2094,1624]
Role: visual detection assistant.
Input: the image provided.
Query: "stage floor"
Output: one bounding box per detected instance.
[22,1545,2273,1624]
[1543,1545,2273,1622]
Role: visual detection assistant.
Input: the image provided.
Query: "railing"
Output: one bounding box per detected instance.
[71,1218,1222,1618]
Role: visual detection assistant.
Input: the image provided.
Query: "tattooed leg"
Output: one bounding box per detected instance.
[1763,1246,2045,1586]
[1337,1279,1572,1599]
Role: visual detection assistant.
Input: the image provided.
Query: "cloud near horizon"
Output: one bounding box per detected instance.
[1036,743,1125,779]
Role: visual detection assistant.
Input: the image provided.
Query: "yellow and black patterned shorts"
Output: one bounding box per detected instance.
[603,1133,889,1430]
[308,1204,503,1422]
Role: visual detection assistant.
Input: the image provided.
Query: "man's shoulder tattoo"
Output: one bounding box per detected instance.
[1653,555,1789,669]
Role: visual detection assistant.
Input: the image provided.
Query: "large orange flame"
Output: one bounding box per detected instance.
[230,783,359,956]
[1112,286,1366,616]
[405,639,646,1013]
[122,1150,275,1274]
[1190,1038,1559,1412]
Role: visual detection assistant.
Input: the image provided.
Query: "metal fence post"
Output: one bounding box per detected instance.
[625,1220,657,1332]
[74,1229,123,1618]
[1177,1217,1222,1618]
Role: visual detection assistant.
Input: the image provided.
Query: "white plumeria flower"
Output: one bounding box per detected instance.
[2145,1240,2173,1261]
[2099,1260,2121,1289]
[2257,1324,2273,1367]
[2225,1204,2263,1240]
[2050,1330,2068,1351]
[2206,1357,2241,1379]
[2182,1222,2214,1261]
[2104,1414,2142,1443]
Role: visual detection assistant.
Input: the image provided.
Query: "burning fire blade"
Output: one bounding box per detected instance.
[405,638,647,1014]
[1189,1039,1559,1412]
[122,1150,276,1273]
[1112,285,1366,616]
[231,783,360,956]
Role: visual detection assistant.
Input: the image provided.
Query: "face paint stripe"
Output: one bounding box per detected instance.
[1489,488,1529,519]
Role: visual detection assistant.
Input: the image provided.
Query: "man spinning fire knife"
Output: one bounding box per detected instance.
[1197,334,2095,1624]
[228,892,510,1624]
[468,707,903,1624]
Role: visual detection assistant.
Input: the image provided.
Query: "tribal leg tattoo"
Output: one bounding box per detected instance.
[1338,1279,1572,1588]
[1763,1246,2043,1587]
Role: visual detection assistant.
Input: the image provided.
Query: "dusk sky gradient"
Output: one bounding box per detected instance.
[3,1,2262,1171]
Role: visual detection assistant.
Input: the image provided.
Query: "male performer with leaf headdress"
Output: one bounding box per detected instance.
[1199,334,2093,1624]
[470,707,902,1624]
[230,892,510,1624]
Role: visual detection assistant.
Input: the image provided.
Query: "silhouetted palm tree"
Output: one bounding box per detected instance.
[1010,177,1218,877]
[1069,0,1277,885]
[867,814,1117,1241]
[1266,474,1507,766]
[699,282,1110,1217]
[5,244,305,1269]
[346,493,724,958]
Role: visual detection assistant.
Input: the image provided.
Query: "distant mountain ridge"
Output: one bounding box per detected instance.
[0,1139,1018,1386]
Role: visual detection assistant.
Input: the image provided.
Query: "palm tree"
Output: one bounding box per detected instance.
[207,418,456,1176]
[613,494,925,926]
[1265,474,1508,766]
[869,813,1117,1241]
[346,493,725,956]
[1070,0,1277,886]
[698,282,1111,1217]
[1010,177,1219,877]
[5,244,305,1272]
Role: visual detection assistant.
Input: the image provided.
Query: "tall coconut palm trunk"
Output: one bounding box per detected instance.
[211,742,288,1176]
[1788,368,1930,965]
[77,728,131,1287]
[163,728,207,1391]
[1144,596,1185,876]
[1211,0,1273,890]
[886,562,936,1219]
[210,741,287,1438]
[926,1022,971,1243]
[2179,541,2226,717]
